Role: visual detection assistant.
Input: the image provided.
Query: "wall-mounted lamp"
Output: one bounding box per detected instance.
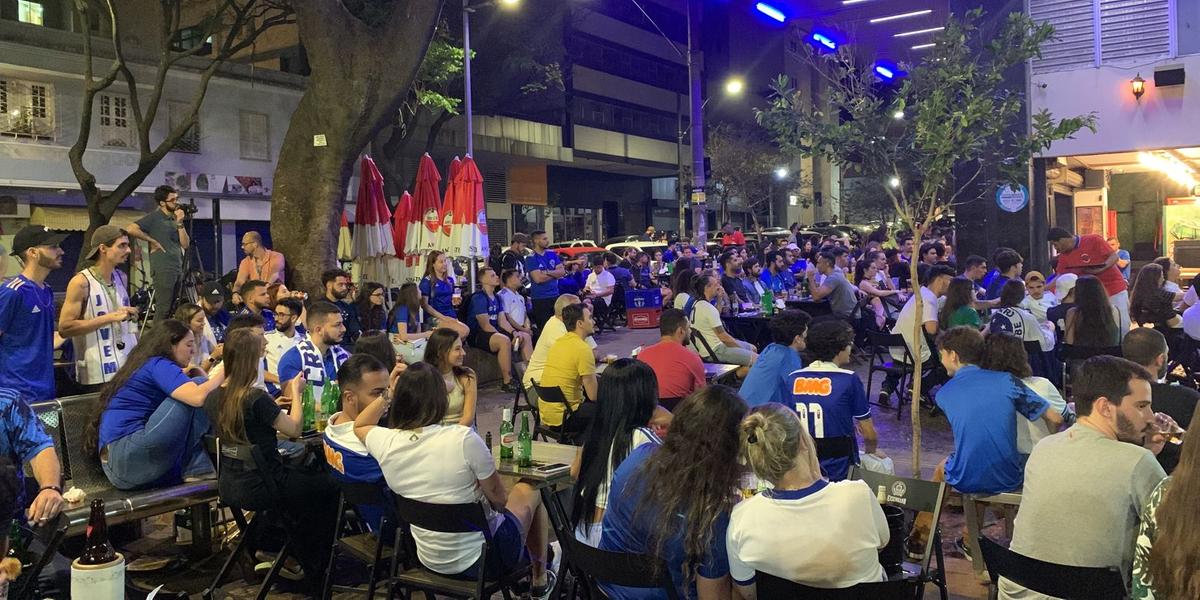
[1131,73,1146,100]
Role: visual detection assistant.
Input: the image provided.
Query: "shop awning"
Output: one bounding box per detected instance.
[29,207,145,232]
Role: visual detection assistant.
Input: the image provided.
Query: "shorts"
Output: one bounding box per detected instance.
[470,329,507,351]
[449,509,529,580]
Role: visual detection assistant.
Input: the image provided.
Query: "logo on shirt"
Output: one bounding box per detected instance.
[792,377,833,396]
[323,442,346,474]
[30,306,40,314]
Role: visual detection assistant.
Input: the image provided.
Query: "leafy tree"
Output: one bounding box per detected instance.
[270,0,444,293]
[68,0,293,267]
[757,9,1095,474]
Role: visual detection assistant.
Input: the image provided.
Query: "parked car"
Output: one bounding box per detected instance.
[605,239,668,256]
[549,239,602,258]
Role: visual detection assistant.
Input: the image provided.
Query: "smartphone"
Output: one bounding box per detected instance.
[533,463,571,475]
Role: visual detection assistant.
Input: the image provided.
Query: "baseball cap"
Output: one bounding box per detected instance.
[201,282,227,302]
[1053,273,1078,302]
[785,243,800,251]
[1024,270,1046,284]
[9,225,66,257]
[85,224,128,260]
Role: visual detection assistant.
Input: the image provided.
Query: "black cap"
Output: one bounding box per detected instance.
[10,225,67,257]
[200,282,226,301]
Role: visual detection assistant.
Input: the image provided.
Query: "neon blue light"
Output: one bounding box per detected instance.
[755,3,786,22]
[874,65,895,79]
[811,33,837,50]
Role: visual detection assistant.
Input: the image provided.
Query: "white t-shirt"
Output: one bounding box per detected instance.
[497,288,527,328]
[688,299,725,353]
[891,287,938,362]
[586,270,617,305]
[673,292,693,310]
[727,479,889,588]
[1184,303,1200,341]
[364,424,501,575]
[523,316,597,388]
[264,328,303,378]
[1020,294,1057,323]
[596,428,659,511]
[989,307,1054,352]
[1017,376,1066,454]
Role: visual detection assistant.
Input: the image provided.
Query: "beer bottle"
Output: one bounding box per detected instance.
[516,412,533,468]
[761,288,774,316]
[79,499,116,565]
[301,382,316,432]
[499,409,515,461]
[326,382,342,414]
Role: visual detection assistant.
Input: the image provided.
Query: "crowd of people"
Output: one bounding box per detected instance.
[2,187,1200,599]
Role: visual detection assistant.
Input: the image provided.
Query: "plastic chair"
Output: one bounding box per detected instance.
[754,571,918,600]
[560,536,679,600]
[977,536,1126,600]
[850,466,949,600]
[389,494,531,600]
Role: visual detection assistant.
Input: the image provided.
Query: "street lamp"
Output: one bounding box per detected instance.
[769,166,790,226]
[675,75,746,235]
[889,176,901,188]
[724,77,745,96]
[774,167,789,179]
[462,0,520,156]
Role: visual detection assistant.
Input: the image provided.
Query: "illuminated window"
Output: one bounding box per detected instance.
[18,1,45,26]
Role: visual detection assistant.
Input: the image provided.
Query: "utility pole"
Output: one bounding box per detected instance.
[686,0,707,246]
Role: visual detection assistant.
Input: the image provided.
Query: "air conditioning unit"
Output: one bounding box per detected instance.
[0,196,31,219]
[1082,169,1110,189]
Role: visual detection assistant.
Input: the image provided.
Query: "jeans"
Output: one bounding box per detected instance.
[102,398,214,490]
[152,269,182,322]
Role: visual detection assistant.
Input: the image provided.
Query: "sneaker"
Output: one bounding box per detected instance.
[955,536,973,562]
[500,380,520,394]
[254,557,305,581]
[877,391,892,408]
[531,570,558,600]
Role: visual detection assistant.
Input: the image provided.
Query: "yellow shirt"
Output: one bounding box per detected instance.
[536,332,596,427]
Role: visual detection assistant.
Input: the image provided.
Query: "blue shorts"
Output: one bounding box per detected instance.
[449,509,529,580]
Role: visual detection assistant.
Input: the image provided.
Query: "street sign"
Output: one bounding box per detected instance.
[995,183,1028,213]
[690,187,706,204]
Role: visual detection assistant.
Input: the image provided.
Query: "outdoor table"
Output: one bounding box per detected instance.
[493,441,577,597]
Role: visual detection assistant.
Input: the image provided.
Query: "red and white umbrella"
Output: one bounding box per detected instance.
[436,156,463,253]
[392,191,416,284]
[337,211,354,263]
[405,153,443,279]
[353,156,401,285]
[443,156,488,259]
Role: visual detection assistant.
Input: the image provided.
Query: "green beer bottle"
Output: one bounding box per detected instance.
[516,412,533,468]
[499,408,515,461]
[302,382,316,432]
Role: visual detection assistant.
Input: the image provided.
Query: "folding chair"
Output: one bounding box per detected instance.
[755,571,919,600]
[1165,333,1200,388]
[531,382,583,444]
[865,331,915,420]
[977,536,1126,600]
[559,536,678,600]
[389,494,531,600]
[321,481,401,600]
[1060,345,1123,394]
[850,467,949,600]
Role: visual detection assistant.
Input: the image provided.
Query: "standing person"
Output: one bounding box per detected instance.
[126,185,188,321]
[466,267,526,393]
[1109,236,1132,281]
[59,225,139,392]
[264,298,304,383]
[721,223,745,247]
[728,404,890,593]
[277,301,350,402]
[636,309,707,404]
[526,230,565,331]
[232,231,285,294]
[0,225,65,402]
[788,321,881,481]
[1000,357,1170,599]
[499,233,529,283]
[739,310,811,408]
[419,251,470,338]
[322,268,362,345]
[199,281,230,345]
[1132,409,1200,600]
[354,363,555,596]
[423,329,479,427]
[88,320,224,490]
[236,280,276,332]
[498,269,532,340]
[1050,226,1130,333]
[355,282,388,333]
[204,329,338,596]
[599,386,747,599]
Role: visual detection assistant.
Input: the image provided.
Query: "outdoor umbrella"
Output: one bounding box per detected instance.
[353,156,401,286]
[445,155,488,260]
[406,153,443,281]
[436,156,463,254]
[337,211,354,263]
[392,191,415,284]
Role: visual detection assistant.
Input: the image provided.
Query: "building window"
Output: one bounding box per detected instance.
[0,79,55,139]
[172,27,213,55]
[238,111,269,160]
[18,1,45,26]
[98,93,133,148]
[513,205,546,235]
[168,101,201,153]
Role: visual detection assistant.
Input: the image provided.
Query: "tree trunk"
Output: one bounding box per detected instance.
[908,224,926,477]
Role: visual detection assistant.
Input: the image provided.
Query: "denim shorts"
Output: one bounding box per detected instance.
[449,509,529,580]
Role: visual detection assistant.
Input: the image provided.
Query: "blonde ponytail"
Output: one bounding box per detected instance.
[739,403,821,485]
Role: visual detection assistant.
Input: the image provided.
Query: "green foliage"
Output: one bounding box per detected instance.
[755,8,1096,232]
[413,36,466,115]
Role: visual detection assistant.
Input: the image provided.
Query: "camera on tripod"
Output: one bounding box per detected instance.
[179,201,199,216]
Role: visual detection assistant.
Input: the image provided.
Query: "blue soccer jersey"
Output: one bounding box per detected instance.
[467,291,500,334]
[0,275,56,401]
[524,250,562,299]
[788,361,871,481]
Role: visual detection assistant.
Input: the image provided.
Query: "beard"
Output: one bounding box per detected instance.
[321,330,343,346]
[1114,411,1150,445]
[37,250,61,270]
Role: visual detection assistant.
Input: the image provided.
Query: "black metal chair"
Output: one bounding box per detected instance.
[559,536,679,600]
[865,331,915,420]
[388,494,531,600]
[754,571,919,600]
[1059,344,1123,393]
[321,480,402,600]
[689,329,721,363]
[531,381,582,444]
[977,536,1126,600]
[1165,332,1200,388]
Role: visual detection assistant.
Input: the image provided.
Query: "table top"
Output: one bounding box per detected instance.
[493,440,578,484]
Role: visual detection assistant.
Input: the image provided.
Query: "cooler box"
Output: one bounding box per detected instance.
[625,289,663,309]
[627,308,661,329]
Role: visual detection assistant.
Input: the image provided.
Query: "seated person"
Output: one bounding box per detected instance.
[236,279,276,332]
[205,329,338,595]
[881,264,956,406]
[538,304,599,435]
[984,249,1023,301]
[740,310,811,408]
[719,252,751,306]
[739,258,767,305]
[466,267,524,394]
[208,312,271,392]
[423,329,479,427]
[979,332,1071,453]
[788,321,881,481]
[600,387,747,599]
[1045,273,1077,344]
[683,270,758,375]
[1123,327,1197,474]
[90,319,224,490]
[1131,263,1182,330]
[636,309,706,406]
[809,250,859,319]
[324,354,393,530]
[354,363,553,595]
[388,283,434,365]
[584,258,616,322]
[987,280,1053,352]
[939,277,982,330]
[569,359,663,545]
[606,253,634,291]
[728,403,889,592]
[523,295,595,391]
[497,269,533,341]
[278,301,351,405]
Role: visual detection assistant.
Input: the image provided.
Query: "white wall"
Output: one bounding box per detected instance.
[1031,54,1200,157]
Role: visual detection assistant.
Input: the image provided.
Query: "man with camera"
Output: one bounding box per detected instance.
[127,185,190,321]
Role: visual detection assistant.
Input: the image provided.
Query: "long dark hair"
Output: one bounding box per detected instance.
[387,362,447,429]
[388,283,423,333]
[939,277,976,330]
[423,328,474,381]
[979,332,1032,379]
[571,359,658,529]
[1148,408,1200,598]
[625,385,748,587]
[86,319,193,458]
[215,329,266,445]
[1072,275,1117,347]
[1130,263,1165,324]
[671,268,697,298]
[355,282,388,332]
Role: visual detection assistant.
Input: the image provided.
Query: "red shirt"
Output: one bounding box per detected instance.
[637,340,706,400]
[1054,234,1127,296]
[722,231,746,246]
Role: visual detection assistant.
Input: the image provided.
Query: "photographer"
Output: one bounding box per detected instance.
[126,185,190,321]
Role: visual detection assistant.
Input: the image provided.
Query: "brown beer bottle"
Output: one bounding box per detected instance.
[78,499,116,565]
